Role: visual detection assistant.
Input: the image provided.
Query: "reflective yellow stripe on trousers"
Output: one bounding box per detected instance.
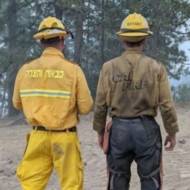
[20,89,71,99]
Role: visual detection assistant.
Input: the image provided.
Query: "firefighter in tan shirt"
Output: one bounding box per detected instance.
[13,17,93,190]
[93,13,179,190]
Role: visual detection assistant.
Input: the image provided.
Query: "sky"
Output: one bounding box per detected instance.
[171,41,190,87]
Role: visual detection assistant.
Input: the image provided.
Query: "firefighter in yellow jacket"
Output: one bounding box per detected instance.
[13,16,93,190]
[93,13,179,190]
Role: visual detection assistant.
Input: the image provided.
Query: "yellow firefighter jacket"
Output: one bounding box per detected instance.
[13,47,93,129]
[93,47,179,135]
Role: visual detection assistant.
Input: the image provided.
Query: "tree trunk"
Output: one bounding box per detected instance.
[74,1,84,64]
[6,0,19,116]
[54,1,63,20]
[100,0,105,63]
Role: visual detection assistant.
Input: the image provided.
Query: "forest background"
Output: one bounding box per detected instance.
[0,0,190,118]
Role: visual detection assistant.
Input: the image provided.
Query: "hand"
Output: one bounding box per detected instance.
[164,135,176,151]
[98,134,104,148]
[97,120,112,149]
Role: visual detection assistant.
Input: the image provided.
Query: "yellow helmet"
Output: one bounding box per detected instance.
[33,16,69,40]
[117,13,153,42]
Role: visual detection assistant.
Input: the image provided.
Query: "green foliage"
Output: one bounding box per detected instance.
[173,84,190,102]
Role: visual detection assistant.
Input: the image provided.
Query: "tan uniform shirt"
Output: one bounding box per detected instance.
[13,47,93,129]
[93,48,179,135]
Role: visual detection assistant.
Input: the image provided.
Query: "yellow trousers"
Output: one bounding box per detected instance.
[16,130,83,190]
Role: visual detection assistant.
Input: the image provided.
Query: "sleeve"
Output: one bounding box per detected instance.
[76,66,93,114]
[158,65,179,136]
[12,67,23,110]
[93,67,108,134]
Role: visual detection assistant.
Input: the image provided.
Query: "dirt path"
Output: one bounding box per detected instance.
[0,103,190,190]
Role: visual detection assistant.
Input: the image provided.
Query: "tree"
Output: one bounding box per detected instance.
[175,84,190,102]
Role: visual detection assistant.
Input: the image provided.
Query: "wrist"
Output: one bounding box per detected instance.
[168,133,176,138]
[98,128,105,136]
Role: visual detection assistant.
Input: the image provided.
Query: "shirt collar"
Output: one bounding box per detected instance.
[41,47,64,58]
[122,47,143,57]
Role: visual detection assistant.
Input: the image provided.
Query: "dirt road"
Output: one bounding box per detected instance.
[0,103,190,190]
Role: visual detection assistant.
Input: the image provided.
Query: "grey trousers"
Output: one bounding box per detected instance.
[107,116,162,190]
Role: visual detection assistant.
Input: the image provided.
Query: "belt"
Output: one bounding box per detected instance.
[113,115,154,120]
[32,126,77,132]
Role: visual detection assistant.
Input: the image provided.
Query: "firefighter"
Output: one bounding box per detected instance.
[13,16,93,190]
[93,13,179,190]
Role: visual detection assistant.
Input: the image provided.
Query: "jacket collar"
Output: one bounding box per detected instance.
[41,47,64,58]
